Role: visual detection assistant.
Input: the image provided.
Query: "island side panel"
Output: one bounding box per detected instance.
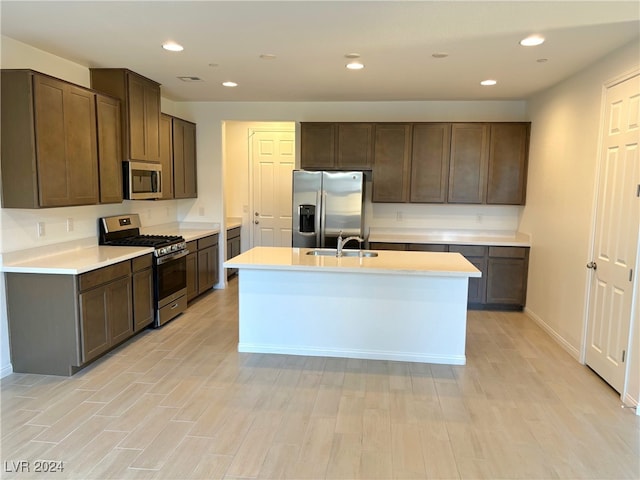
[237,269,468,364]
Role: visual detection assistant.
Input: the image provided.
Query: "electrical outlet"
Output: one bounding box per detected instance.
[37,221,45,237]
[396,211,403,221]
[476,214,483,223]
[66,218,74,232]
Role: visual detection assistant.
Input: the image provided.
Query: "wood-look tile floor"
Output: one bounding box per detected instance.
[1,276,639,479]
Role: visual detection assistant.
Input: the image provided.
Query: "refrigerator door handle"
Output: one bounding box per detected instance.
[318,189,324,246]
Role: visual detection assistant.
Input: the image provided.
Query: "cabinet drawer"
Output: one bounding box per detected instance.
[131,253,153,272]
[408,244,448,252]
[450,245,487,257]
[198,234,218,249]
[79,261,130,292]
[227,227,241,239]
[489,246,528,258]
[186,240,197,252]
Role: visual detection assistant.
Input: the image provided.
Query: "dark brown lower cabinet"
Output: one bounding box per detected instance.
[186,242,198,302]
[198,245,217,295]
[370,242,528,309]
[449,245,488,306]
[132,254,154,331]
[5,255,155,376]
[226,227,241,278]
[186,234,219,302]
[78,262,132,363]
[486,247,529,306]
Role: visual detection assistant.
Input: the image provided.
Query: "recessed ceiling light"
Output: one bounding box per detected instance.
[432,52,449,59]
[537,58,548,63]
[222,81,238,87]
[519,35,545,47]
[162,42,184,52]
[480,79,497,86]
[346,62,365,70]
[260,54,277,60]
[208,63,219,68]
[345,53,361,59]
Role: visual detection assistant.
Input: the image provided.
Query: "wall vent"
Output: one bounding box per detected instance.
[177,76,203,82]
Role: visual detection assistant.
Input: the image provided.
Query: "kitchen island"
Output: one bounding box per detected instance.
[224,247,481,365]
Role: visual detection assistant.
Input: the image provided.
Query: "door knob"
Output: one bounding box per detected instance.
[255,212,259,216]
[254,220,259,225]
[586,261,597,270]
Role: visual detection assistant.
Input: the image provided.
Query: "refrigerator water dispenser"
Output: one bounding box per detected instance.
[299,204,315,233]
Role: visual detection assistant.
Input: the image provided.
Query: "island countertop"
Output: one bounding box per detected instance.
[225,246,481,277]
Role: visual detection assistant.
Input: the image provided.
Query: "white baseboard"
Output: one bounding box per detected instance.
[238,343,466,365]
[1,362,13,379]
[622,392,640,415]
[524,307,581,361]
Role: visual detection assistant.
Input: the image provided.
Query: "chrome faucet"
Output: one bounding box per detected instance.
[336,230,364,257]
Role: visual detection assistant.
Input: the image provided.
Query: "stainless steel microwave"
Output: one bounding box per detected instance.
[124,161,162,200]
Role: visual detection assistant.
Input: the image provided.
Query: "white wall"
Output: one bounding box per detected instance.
[521,38,640,404]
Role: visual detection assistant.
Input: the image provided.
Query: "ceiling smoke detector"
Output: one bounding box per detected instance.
[177,76,203,82]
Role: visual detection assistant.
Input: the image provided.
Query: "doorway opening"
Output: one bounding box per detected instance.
[223,121,296,253]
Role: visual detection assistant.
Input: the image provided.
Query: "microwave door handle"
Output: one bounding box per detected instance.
[152,171,160,193]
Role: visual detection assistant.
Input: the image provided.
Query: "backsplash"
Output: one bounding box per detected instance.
[366,202,521,235]
[0,200,180,253]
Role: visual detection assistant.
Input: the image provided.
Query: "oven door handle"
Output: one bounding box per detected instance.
[156,249,189,265]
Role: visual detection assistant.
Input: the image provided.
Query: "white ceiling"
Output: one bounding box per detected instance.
[1,1,639,102]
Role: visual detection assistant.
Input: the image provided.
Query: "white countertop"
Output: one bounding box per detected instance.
[225,246,481,278]
[1,223,220,274]
[368,228,531,247]
[226,218,242,229]
[1,244,154,275]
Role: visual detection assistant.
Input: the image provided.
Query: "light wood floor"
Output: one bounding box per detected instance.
[1,276,639,480]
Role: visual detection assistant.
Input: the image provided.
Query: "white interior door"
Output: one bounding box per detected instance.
[251,130,295,247]
[586,73,640,393]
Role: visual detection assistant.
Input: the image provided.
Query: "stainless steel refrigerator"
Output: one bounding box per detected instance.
[292,170,365,248]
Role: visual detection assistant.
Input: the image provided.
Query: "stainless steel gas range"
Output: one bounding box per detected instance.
[99,214,188,327]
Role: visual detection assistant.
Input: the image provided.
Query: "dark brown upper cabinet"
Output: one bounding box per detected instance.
[96,94,123,204]
[448,123,490,204]
[90,68,161,163]
[486,123,530,205]
[410,123,451,203]
[159,113,174,199]
[1,70,100,208]
[301,123,335,169]
[372,124,412,202]
[300,122,373,170]
[172,117,197,199]
[337,123,373,169]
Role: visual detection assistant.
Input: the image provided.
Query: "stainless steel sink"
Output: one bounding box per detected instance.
[306,249,378,258]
